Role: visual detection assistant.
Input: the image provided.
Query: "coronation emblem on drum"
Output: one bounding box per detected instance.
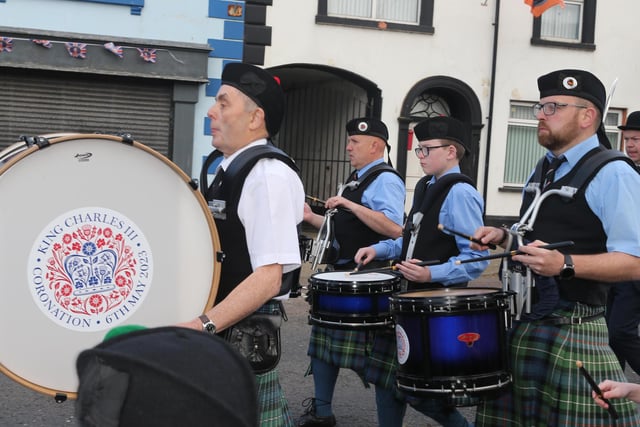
[27,207,153,332]
[395,324,410,365]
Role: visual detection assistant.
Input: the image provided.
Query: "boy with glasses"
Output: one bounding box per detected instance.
[355,115,489,427]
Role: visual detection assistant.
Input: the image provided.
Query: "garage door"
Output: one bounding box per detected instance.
[0,69,172,156]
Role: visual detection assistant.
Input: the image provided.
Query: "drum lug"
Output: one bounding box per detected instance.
[216,251,226,263]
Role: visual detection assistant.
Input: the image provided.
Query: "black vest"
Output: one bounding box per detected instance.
[521,147,636,306]
[332,164,403,262]
[203,145,298,305]
[401,173,475,288]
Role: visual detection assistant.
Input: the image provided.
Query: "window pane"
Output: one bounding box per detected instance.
[377,0,419,24]
[541,1,582,41]
[504,125,545,185]
[510,104,535,120]
[604,110,622,150]
[327,0,372,19]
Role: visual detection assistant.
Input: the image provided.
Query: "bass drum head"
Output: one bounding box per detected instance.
[0,134,220,399]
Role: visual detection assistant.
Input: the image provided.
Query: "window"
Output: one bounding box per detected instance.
[540,0,583,42]
[603,110,623,151]
[503,102,623,187]
[503,103,545,186]
[532,0,595,50]
[316,0,433,34]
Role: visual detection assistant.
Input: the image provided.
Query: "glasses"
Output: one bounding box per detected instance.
[532,102,588,117]
[414,144,451,157]
[624,136,640,144]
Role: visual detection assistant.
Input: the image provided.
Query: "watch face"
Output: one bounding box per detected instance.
[204,323,216,334]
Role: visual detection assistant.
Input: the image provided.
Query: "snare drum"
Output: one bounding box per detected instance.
[0,134,221,400]
[390,287,513,406]
[308,271,400,329]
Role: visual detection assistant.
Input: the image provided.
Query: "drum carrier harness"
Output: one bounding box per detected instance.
[200,144,299,373]
[505,145,638,321]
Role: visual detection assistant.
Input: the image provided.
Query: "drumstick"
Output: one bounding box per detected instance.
[349,259,440,275]
[306,194,327,205]
[437,224,496,250]
[454,241,574,264]
[576,361,619,419]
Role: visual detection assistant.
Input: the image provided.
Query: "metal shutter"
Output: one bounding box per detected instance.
[0,69,172,156]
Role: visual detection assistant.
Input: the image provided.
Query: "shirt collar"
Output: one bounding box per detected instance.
[219,138,268,171]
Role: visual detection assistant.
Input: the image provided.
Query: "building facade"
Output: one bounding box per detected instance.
[1,0,638,223]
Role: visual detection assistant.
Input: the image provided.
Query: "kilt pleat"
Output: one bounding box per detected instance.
[307,325,398,390]
[256,369,294,427]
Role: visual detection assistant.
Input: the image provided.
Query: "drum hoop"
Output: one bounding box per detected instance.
[0,133,221,400]
[310,282,399,294]
[309,273,399,287]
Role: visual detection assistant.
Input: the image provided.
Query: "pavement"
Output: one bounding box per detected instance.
[2,257,639,426]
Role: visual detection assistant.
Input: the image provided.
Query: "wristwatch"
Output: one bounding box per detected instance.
[559,253,575,280]
[199,314,217,335]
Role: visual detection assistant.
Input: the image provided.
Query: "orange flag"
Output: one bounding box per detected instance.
[524,0,565,17]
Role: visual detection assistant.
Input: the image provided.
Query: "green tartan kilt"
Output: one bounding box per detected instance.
[307,324,398,390]
[476,303,640,427]
[255,368,294,427]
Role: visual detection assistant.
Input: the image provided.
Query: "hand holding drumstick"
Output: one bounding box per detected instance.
[592,379,640,411]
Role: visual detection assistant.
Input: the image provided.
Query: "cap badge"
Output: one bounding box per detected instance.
[357,121,369,132]
[562,76,578,90]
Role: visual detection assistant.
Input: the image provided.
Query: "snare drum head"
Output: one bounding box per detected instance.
[0,134,220,398]
[310,271,397,283]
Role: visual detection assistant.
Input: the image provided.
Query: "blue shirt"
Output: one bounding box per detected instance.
[534,134,640,257]
[372,166,489,285]
[358,159,406,227]
[335,158,405,264]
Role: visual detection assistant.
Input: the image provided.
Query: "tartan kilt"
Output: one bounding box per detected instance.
[476,303,640,427]
[307,324,398,390]
[255,368,294,427]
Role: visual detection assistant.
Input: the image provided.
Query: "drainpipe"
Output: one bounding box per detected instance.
[482,0,501,216]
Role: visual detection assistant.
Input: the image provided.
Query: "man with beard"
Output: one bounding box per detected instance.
[471,69,640,426]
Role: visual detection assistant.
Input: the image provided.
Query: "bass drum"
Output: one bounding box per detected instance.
[0,134,221,400]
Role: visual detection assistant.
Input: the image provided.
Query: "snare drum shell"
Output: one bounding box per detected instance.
[391,288,511,398]
[308,271,400,329]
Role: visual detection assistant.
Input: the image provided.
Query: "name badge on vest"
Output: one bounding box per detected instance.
[208,199,226,220]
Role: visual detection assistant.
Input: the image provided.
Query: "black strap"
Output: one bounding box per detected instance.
[532,311,604,326]
[567,148,637,192]
[415,173,474,215]
[348,162,403,187]
[200,149,224,198]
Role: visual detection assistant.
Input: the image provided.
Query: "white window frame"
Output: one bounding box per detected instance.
[503,101,623,187]
[327,0,420,25]
[540,0,584,43]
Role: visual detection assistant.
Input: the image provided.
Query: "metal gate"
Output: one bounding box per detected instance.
[273,66,379,206]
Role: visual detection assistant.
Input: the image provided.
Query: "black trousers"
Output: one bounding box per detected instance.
[605,280,640,374]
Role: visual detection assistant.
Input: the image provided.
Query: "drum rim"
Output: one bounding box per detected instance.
[0,133,222,400]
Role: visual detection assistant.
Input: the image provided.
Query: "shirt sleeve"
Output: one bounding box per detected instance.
[361,172,406,226]
[429,182,490,285]
[237,158,305,273]
[585,161,640,257]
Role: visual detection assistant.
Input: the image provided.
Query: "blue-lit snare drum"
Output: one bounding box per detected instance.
[390,287,513,406]
[308,271,400,329]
